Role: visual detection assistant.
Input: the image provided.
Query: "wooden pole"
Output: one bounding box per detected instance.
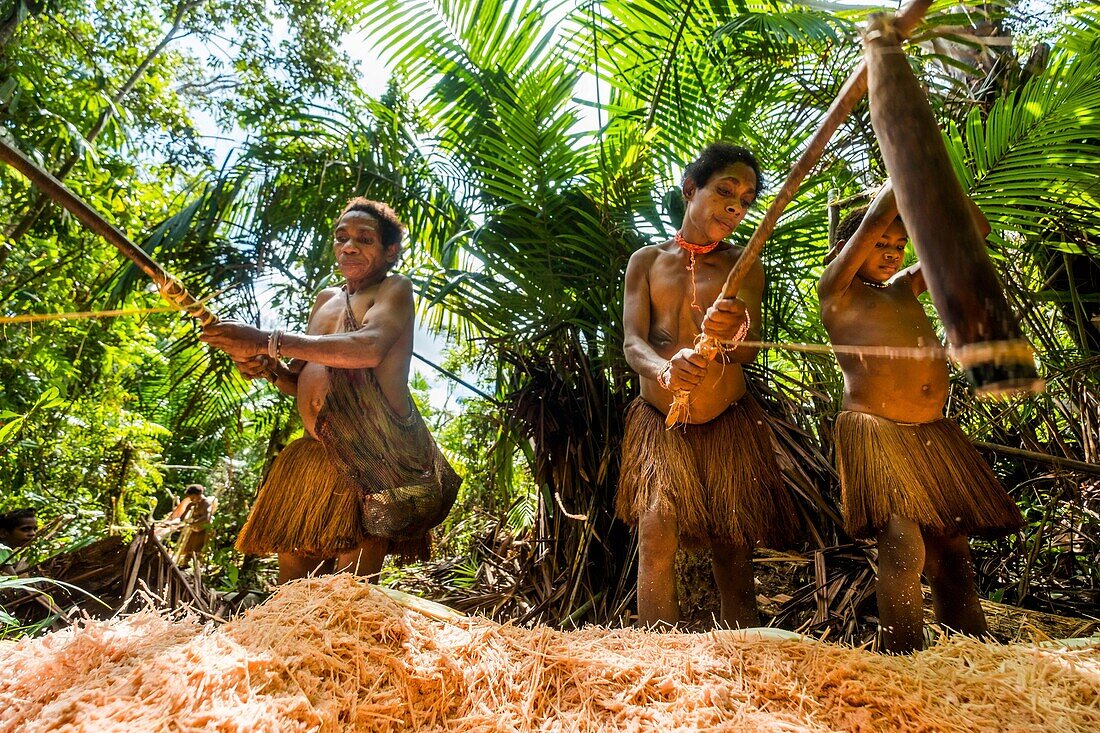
[665,0,934,426]
[0,134,217,326]
[864,15,1043,397]
[827,188,840,248]
[714,0,934,301]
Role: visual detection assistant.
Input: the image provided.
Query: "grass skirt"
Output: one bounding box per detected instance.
[235,437,433,562]
[176,526,209,557]
[616,395,797,548]
[235,437,362,558]
[835,411,1023,539]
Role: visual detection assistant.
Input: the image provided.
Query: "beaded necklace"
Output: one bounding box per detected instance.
[674,230,720,311]
[859,276,890,289]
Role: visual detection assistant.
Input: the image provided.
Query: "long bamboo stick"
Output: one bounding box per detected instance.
[0,134,216,326]
[665,0,934,427]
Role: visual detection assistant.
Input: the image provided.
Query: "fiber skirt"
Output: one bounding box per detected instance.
[235,437,430,561]
[616,395,798,548]
[835,411,1023,540]
[177,526,209,557]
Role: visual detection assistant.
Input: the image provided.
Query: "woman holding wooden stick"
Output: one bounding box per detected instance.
[618,143,799,629]
[201,198,460,584]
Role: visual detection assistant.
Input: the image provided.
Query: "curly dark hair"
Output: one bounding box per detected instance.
[834,204,870,246]
[337,198,406,262]
[825,202,906,264]
[0,508,36,532]
[682,142,764,197]
[834,204,905,245]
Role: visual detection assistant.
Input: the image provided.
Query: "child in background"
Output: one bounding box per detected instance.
[167,484,215,564]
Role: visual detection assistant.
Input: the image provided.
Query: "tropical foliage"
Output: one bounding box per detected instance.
[0,0,369,575]
[2,1,1097,636]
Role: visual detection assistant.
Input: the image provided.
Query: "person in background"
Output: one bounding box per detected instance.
[166,484,216,565]
[0,508,38,575]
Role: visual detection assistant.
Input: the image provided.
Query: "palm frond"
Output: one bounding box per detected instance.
[947,40,1100,247]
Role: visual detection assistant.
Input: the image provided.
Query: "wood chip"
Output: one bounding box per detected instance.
[2,575,1097,732]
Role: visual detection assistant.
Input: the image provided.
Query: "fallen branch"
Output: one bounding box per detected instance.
[973,441,1100,476]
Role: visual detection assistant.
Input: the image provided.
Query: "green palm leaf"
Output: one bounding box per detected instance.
[947,37,1100,248]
